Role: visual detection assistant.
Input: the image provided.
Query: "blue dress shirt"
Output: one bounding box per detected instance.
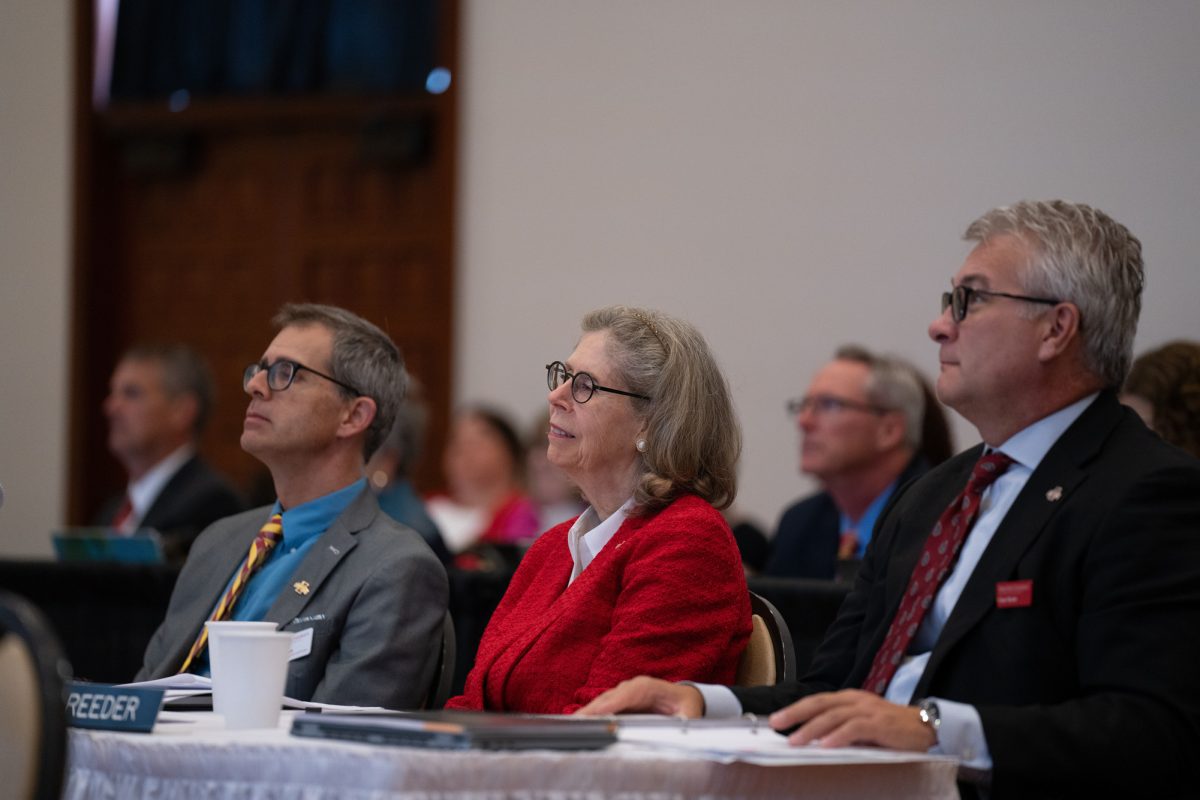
[193,478,366,676]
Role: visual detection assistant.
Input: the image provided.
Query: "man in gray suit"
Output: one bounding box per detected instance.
[137,304,448,710]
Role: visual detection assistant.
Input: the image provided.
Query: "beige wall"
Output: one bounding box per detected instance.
[0,1,71,556]
[456,1,1200,532]
[2,2,1199,555]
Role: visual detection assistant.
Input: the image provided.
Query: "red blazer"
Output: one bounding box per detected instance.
[446,494,751,714]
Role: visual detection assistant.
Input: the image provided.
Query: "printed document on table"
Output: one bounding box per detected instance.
[118,675,385,712]
[616,725,960,767]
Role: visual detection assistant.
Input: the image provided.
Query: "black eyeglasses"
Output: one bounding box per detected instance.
[546,361,651,404]
[786,394,887,418]
[941,284,1061,323]
[244,359,362,397]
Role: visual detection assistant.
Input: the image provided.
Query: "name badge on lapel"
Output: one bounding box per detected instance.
[996,579,1033,609]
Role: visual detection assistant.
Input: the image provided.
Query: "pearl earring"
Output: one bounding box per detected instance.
[636,439,647,453]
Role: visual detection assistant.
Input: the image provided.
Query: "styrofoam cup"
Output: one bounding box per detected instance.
[208,629,292,729]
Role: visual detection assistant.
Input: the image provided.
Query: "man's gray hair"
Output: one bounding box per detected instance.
[272,303,405,459]
[834,345,925,451]
[964,200,1144,388]
[122,342,214,436]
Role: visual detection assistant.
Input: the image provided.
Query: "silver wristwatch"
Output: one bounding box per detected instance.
[917,698,942,739]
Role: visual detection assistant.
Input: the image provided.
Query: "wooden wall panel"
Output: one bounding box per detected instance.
[71,6,458,521]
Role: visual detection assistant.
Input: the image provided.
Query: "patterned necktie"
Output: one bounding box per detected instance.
[862,451,1014,694]
[178,513,284,673]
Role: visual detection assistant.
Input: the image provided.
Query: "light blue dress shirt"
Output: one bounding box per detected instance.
[192,479,366,676]
[699,394,1098,774]
[837,479,897,559]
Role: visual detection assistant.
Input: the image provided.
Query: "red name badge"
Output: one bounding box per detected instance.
[995,580,1033,609]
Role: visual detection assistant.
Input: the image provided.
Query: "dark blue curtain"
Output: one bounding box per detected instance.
[109,0,438,100]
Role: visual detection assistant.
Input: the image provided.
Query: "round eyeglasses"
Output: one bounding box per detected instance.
[546,361,651,404]
[244,359,363,397]
[940,284,1060,323]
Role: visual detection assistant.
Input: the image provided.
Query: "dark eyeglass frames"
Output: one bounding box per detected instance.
[786,394,888,418]
[941,284,1061,323]
[546,361,651,404]
[243,359,363,397]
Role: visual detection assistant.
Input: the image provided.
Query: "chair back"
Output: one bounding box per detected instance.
[424,609,456,709]
[734,591,797,687]
[0,591,71,800]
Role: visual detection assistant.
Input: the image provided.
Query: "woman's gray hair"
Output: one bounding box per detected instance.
[964,200,1144,388]
[581,305,740,512]
[272,303,405,459]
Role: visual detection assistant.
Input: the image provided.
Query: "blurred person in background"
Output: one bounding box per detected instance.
[1121,340,1200,458]
[97,342,244,565]
[426,407,540,564]
[366,377,450,564]
[765,346,952,581]
[445,305,750,714]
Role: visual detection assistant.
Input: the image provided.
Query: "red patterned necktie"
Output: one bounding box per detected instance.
[862,451,1015,694]
[178,513,284,673]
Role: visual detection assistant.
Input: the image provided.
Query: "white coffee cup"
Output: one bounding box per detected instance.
[204,620,279,718]
[207,628,293,729]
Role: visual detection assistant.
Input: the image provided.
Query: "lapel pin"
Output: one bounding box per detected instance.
[293,580,311,596]
[1045,486,1063,502]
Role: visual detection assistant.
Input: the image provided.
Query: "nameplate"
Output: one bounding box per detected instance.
[66,681,163,732]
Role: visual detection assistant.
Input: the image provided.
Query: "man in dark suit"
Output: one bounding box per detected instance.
[97,343,244,564]
[581,200,1200,797]
[137,304,448,709]
[765,347,931,580]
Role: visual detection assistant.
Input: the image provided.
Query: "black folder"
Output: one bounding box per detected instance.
[290,710,617,751]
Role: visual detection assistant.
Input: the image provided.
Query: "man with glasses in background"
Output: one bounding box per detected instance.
[137,304,448,709]
[581,201,1200,798]
[764,346,930,580]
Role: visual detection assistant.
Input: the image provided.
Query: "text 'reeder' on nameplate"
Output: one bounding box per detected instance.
[66,681,164,733]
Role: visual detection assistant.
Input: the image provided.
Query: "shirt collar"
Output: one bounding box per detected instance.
[993,392,1099,471]
[128,444,194,517]
[275,478,366,547]
[567,497,636,584]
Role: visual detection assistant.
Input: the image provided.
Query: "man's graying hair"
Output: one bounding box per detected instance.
[834,345,925,451]
[122,342,214,436]
[273,303,405,459]
[964,200,1144,388]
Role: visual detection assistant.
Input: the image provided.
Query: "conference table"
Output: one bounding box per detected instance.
[65,711,960,799]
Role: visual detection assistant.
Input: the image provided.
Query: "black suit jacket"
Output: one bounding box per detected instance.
[764,456,929,579]
[735,392,1200,798]
[96,455,245,565]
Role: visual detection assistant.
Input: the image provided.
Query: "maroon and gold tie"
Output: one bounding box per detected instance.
[178,513,284,673]
[862,452,1014,694]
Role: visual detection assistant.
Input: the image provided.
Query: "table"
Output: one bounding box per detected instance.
[65,712,960,799]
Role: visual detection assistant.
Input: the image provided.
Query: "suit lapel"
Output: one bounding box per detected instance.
[141,455,198,530]
[262,488,373,625]
[916,394,1120,695]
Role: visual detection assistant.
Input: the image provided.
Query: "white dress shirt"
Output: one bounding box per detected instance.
[698,393,1099,773]
[566,498,635,585]
[119,444,194,534]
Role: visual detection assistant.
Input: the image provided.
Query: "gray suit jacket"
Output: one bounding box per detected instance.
[136,488,448,710]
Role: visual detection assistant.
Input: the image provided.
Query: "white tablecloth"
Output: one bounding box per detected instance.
[65,712,960,800]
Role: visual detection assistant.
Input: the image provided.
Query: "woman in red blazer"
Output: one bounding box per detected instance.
[445,306,751,714]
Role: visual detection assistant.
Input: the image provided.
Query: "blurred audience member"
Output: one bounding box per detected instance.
[445,305,750,713]
[1121,340,1200,457]
[765,346,952,581]
[96,342,244,565]
[427,407,540,557]
[366,378,451,564]
[525,411,586,531]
